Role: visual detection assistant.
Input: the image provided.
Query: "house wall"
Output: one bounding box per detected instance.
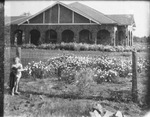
[11,23,133,46]
[117,25,133,46]
[11,24,120,46]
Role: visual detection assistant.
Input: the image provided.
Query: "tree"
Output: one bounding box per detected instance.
[20,12,31,16]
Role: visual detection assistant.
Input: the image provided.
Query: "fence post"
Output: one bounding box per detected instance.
[132,50,138,102]
[16,46,21,58]
[57,67,61,80]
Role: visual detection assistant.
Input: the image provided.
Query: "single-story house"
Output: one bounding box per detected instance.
[6,1,136,46]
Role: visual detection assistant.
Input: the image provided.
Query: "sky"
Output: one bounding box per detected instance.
[4,0,150,37]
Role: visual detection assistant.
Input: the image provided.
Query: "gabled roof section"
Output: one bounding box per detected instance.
[69,2,117,24]
[56,2,99,24]
[6,1,136,27]
[107,14,136,27]
[18,2,59,25]
[18,1,100,25]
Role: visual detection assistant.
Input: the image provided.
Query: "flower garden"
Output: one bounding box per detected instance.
[24,54,149,84]
[5,48,150,117]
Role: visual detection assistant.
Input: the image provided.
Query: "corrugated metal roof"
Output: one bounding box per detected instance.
[69,2,117,24]
[5,16,31,25]
[107,14,136,26]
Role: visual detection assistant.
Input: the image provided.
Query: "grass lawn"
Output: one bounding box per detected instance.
[9,47,149,65]
[4,48,149,117]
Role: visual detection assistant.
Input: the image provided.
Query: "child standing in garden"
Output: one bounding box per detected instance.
[9,57,25,95]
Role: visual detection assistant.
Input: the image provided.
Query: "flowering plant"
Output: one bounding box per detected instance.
[24,54,149,83]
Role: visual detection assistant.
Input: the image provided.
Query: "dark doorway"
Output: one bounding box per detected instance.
[30,29,40,46]
[45,30,57,43]
[14,30,23,45]
[62,30,74,43]
[118,31,125,45]
[79,29,92,44]
[128,31,131,46]
[131,31,132,46]
[97,29,111,45]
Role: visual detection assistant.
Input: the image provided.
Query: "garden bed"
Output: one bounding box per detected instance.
[17,42,150,52]
[23,54,149,80]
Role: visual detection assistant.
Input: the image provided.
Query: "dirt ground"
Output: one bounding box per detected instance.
[4,72,149,117]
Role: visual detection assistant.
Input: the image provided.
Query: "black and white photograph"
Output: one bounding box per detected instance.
[3,0,150,117]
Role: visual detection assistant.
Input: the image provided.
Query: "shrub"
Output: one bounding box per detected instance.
[21,42,149,52]
[60,69,76,84]
[38,44,56,50]
[103,45,115,52]
[124,46,133,52]
[24,54,149,82]
[22,44,37,49]
[97,44,104,51]
[88,44,99,51]
[73,68,95,95]
[115,46,124,52]
[73,43,80,51]
[23,61,46,79]
[78,43,89,51]
[93,69,118,84]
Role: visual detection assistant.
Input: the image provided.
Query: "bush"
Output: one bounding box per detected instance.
[24,54,149,81]
[88,44,98,51]
[93,69,118,84]
[73,68,95,95]
[60,43,74,50]
[73,43,80,51]
[38,44,54,49]
[60,69,76,84]
[21,42,149,52]
[115,46,124,52]
[22,44,37,49]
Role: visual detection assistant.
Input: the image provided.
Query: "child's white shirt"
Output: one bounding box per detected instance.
[11,63,23,78]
